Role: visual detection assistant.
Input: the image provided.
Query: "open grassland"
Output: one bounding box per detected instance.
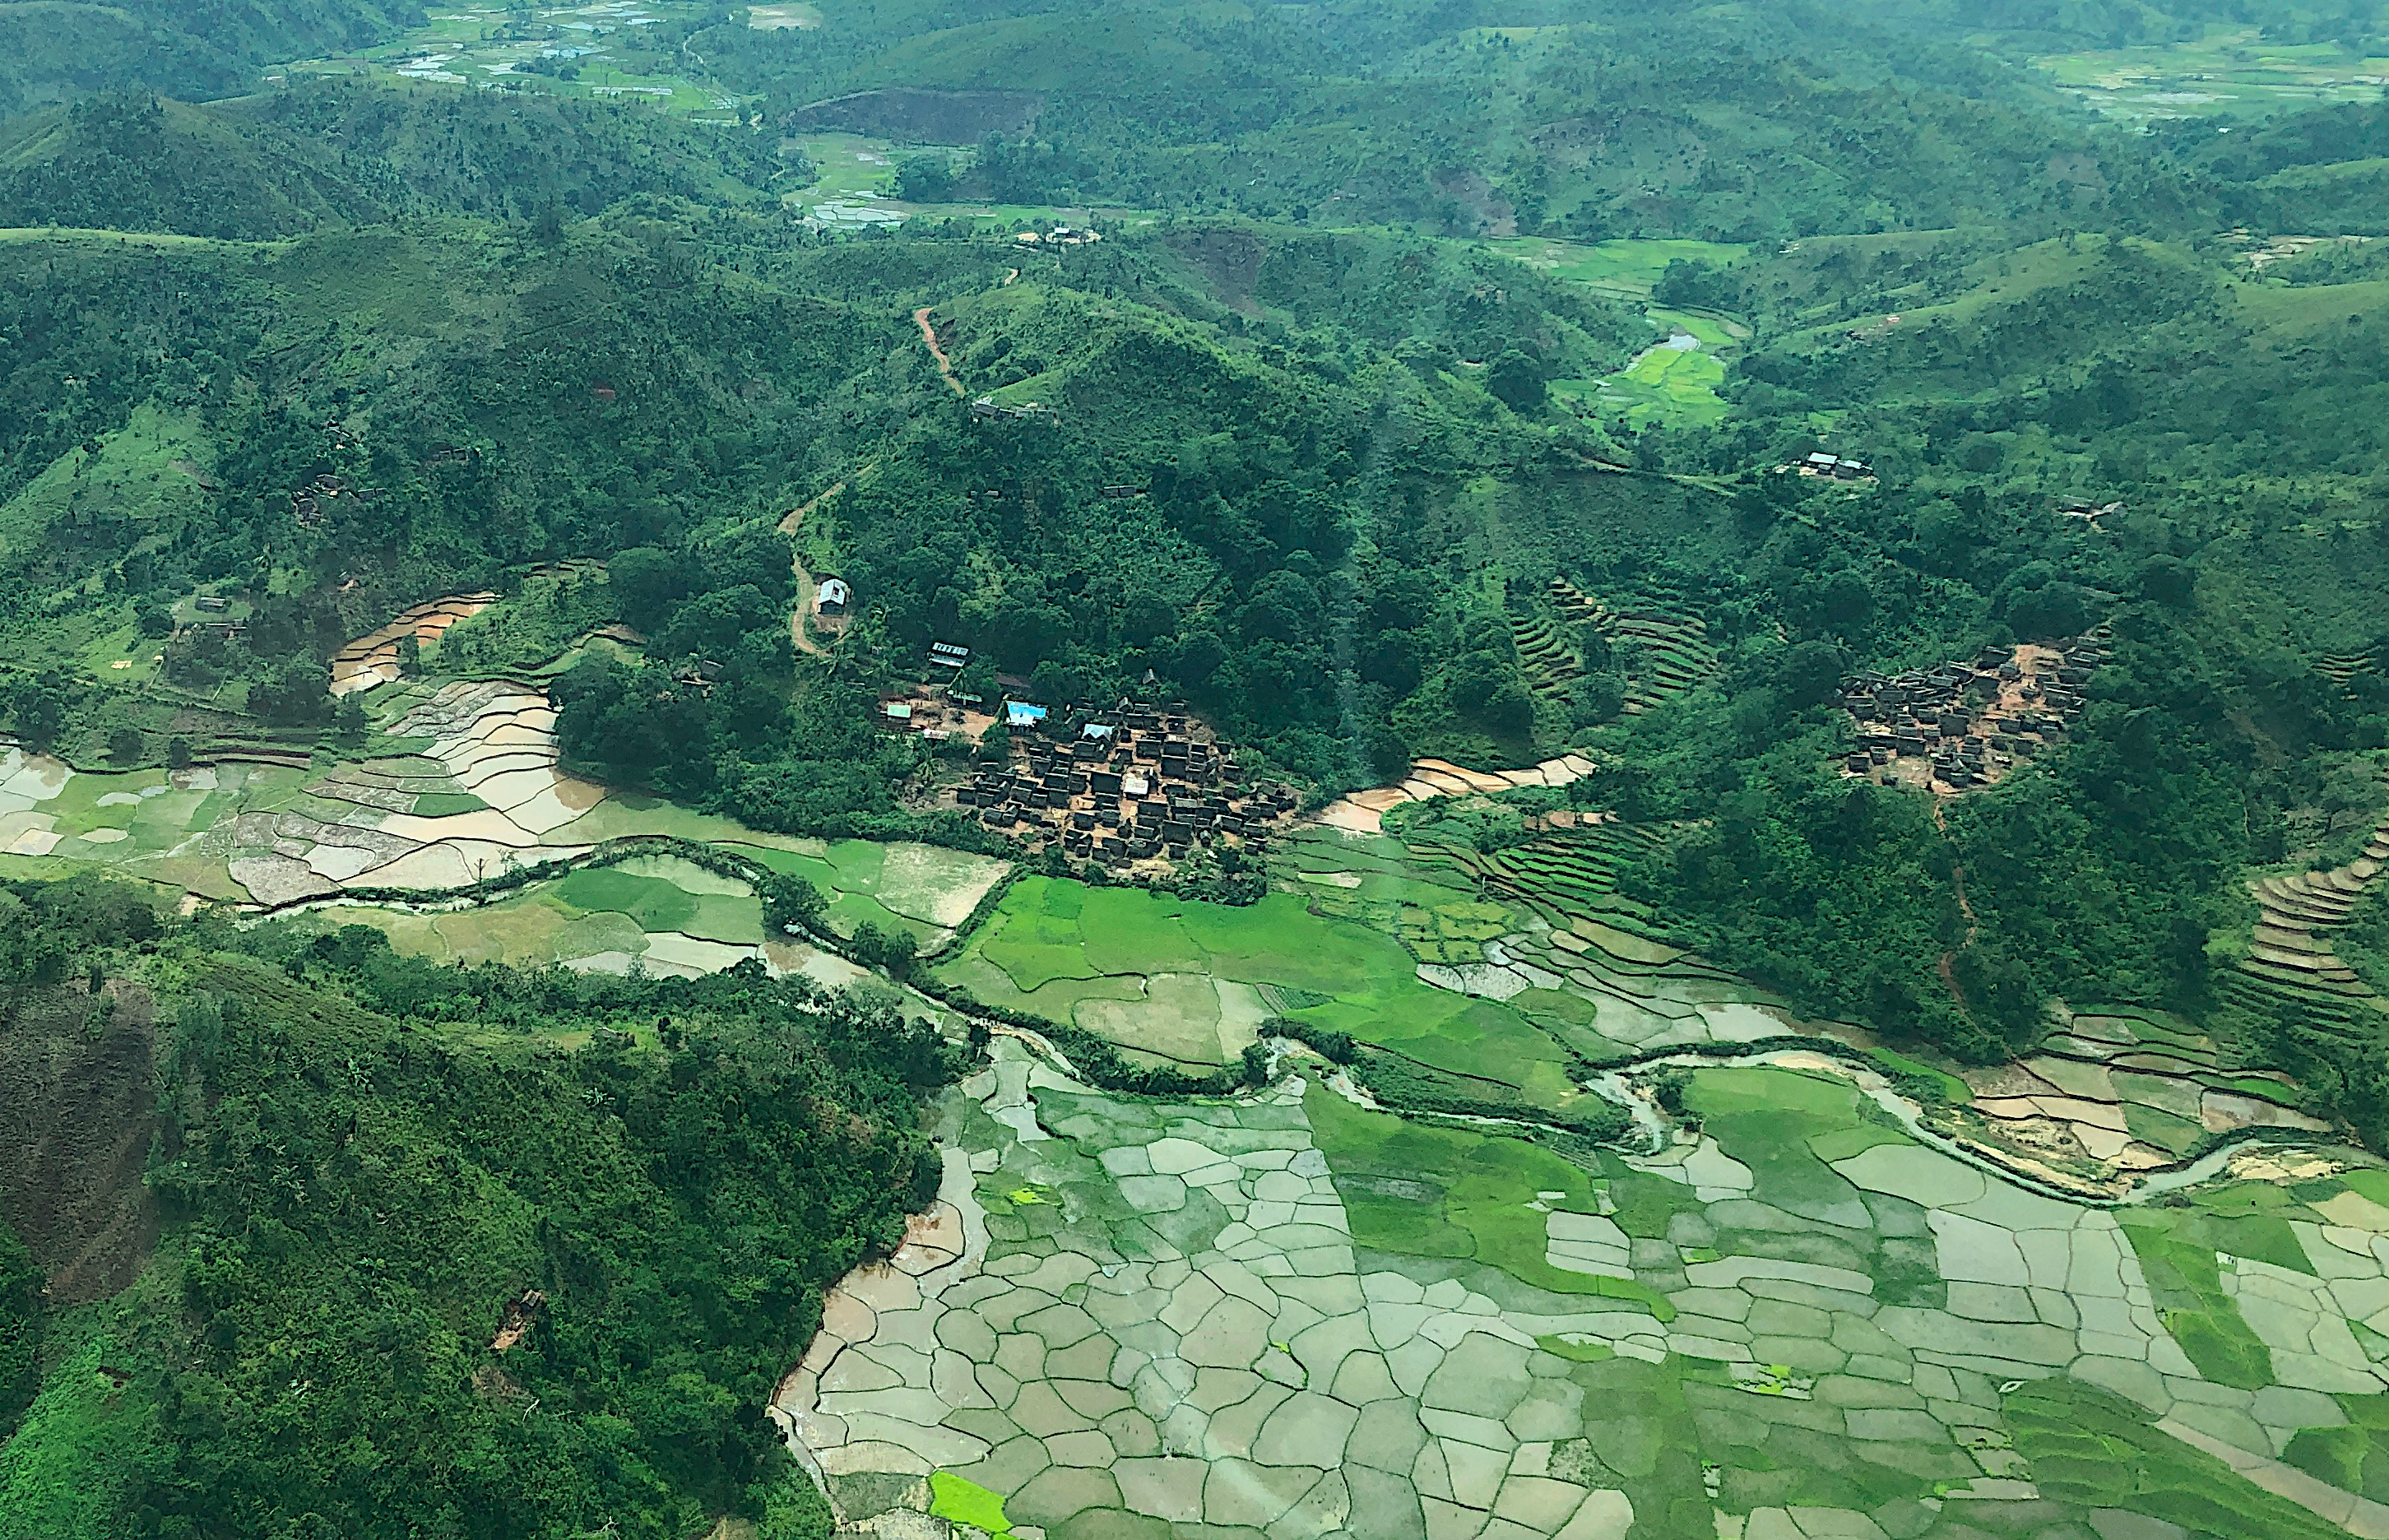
[0,1335,148,1540]
[0,403,211,564]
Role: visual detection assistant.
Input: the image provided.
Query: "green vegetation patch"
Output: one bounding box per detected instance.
[1683,1068,1881,1226]
[950,876,1588,1104]
[2283,1394,2389,1504]
[432,566,615,675]
[2007,1378,2352,1538]
[410,791,489,817]
[0,1336,149,1540]
[2116,1205,2280,1388]
[929,1470,1012,1535]
[550,866,702,932]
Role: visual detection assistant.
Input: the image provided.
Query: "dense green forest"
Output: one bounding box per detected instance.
[0,879,946,1540]
[2,0,2389,1531]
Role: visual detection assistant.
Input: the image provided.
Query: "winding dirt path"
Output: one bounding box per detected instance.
[780,483,847,656]
[912,306,963,396]
[1931,797,1981,1012]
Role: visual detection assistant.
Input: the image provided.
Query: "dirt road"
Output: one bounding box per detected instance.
[914,307,964,395]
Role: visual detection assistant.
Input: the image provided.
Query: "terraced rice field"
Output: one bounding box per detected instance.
[1317,754,1596,835]
[328,593,498,695]
[1394,819,2329,1182]
[1547,579,1719,712]
[1507,610,1584,699]
[297,853,800,979]
[1960,1009,2325,1179]
[779,1040,2389,1540]
[2206,814,2389,1086]
[1380,828,1797,1060]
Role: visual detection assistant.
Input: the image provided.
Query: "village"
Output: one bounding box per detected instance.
[1836,629,2112,794]
[869,638,1301,869]
[953,700,1301,865]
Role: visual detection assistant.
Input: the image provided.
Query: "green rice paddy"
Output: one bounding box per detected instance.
[1481,237,1750,299]
[939,874,1589,1097]
[803,1042,2389,1540]
[1484,238,1750,426]
[1553,335,1731,427]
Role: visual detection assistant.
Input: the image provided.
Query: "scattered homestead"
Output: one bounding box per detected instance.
[2055,498,2124,522]
[290,470,369,530]
[948,700,1300,867]
[2234,230,2375,269]
[814,577,851,615]
[968,395,1058,423]
[1837,629,2112,794]
[1779,450,1876,481]
[1013,225,1102,247]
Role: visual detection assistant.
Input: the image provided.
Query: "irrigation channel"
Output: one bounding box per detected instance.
[966,1006,2365,1212]
[251,831,2363,1215]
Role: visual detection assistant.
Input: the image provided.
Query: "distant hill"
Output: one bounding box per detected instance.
[0,0,418,119]
[0,81,790,238]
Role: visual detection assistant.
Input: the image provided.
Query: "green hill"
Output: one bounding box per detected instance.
[0,81,789,238]
[0,0,418,119]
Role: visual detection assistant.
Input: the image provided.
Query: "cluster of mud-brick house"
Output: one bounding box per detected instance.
[1839,633,2113,791]
[949,703,1298,863]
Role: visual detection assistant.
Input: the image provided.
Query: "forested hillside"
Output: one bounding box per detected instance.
[0,883,944,1539]
[2,1,2389,1536]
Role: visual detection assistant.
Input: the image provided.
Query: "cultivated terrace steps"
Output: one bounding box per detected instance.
[1545,577,1719,712]
[1506,610,1585,698]
[2316,647,2389,691]
[2229,819,2389,1023]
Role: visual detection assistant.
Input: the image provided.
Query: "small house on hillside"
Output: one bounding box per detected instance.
[816,578,851,615]
[929,641,970,670]
[1005,701,1048,730]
